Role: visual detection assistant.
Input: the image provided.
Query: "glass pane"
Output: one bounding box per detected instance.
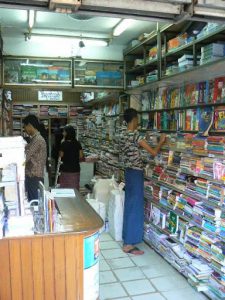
[4,58,72,85]
[74,60,123,87]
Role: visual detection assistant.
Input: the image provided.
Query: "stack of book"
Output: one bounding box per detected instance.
[207,136,225,156]
[200,43,225,65]
[178,54,195,70]
[198,232,219,262]
[161,238,189,273]
[201,204,221,233]
[185,226,203,256]
[209,241,225,299]
[208,182,225,207]
[186,258,213,292]
[192,136,207,155]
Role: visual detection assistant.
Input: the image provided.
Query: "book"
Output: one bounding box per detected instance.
[213,77,225,103]
[198,106,214,135]
[168,211,179,234]
[214,106,225,131]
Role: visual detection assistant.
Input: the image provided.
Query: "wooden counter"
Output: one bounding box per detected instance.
[0,190,104,300]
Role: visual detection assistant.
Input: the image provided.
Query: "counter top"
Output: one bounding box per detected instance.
[55,189,104,233]
[2,189,104,239]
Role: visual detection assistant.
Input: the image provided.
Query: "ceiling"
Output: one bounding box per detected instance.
[0,7,161,60]
[0,0,225,60]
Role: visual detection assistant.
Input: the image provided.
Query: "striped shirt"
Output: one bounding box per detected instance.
[25,132,47,178]
[120,128,144,169]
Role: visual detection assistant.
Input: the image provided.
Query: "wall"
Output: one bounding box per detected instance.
[4,37,124,60]
[8,87,82,105]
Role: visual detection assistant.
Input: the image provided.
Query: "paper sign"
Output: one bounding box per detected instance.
[38,91,63,101]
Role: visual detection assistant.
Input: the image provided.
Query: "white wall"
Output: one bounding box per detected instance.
[4,36,124,60]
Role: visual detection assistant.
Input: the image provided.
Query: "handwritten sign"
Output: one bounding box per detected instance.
[38,91,63,101]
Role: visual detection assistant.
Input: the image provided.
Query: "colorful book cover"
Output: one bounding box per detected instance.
[205,79,214,103]
[198,106,214,135]
[168,211,179,234]
[150,204,161,226]
[213,76,225,103]
[184,83,198,106]
[198,81,206,104]
[214,106,225,131]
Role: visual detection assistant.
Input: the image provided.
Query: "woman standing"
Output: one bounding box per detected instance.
[121,108,166,255]
[58,125,84,190]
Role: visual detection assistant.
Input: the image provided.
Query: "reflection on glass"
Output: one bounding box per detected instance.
[4,58,72,85]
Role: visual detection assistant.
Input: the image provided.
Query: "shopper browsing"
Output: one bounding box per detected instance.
[121,108,166,255]
[23,115,47,202]
[58,125,84,190]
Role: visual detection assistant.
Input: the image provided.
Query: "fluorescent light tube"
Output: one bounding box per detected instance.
[28,10,35,29]
[31,34,108,47]
[83,39,108,47]
[113,19,134,36]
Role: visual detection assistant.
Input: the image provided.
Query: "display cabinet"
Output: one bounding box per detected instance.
[74,59,123,88]
[3,57,72,86]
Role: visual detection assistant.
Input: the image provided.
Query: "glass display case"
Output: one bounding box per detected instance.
[4,58,72,85]
[74,59,123,88]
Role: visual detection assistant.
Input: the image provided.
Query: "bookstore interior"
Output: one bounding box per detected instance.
[2,1,225,300]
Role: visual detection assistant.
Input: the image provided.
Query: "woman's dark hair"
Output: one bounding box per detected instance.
[64,125,76,141]
[124,108,138,124]
[23,114,40,130]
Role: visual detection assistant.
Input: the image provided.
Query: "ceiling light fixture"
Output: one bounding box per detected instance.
[113,19,135,36]
[29,33,108,47]
[28,10,35,30]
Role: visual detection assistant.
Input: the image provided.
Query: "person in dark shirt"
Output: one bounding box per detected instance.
[58,125,84,190]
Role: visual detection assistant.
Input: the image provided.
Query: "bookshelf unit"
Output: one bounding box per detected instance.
[142,131,225,298]
[123,21,225,299]
[124,21,225,92]
[136,73,225,133]
[81,93,128,182]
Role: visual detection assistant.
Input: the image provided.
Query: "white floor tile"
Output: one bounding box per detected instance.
[114,298,131,300]
[141,262,178,278]
[150,275,190,292]
[131,252,164,267]
[162,287,208,300]
[100,233,113,242]
[100,253,105,260]
[100,240,121,250]
[100,271,117,284]
[123,279,155,296]
[107,257,135,269]
[100,282,127,299]
[114,267,146,282]
[132,293,165,300]
[101,248,128,259]
[113,298,131,300]
[100,260,111,271]
[99,235,207,300]
[136,242,155,253]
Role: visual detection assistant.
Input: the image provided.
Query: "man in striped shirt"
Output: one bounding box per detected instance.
[23,115,47,202]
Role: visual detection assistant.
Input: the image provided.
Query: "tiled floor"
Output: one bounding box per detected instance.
[99,233,207,300]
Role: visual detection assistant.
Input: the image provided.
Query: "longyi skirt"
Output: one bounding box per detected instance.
[122,168,144,245]
[59,172,80,190]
